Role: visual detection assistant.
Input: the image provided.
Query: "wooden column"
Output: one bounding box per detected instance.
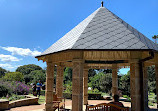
[83,68,89,105]
[112,64,118,96]
[72,59,84,111]
[143,64,148,110]
[155,64,158,108]
[130,60,141,111]
[45,62,54,111]
[56,64,64,98]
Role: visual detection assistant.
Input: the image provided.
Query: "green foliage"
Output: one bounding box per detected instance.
[89,72,112,93]
[63,67,72,84]
[0,80,29,96]
[123,95,131,102]
[148,92,156,103]
[148,66,156,93]
[16,64,43,75]
[15,64,45,84]
[88,69,96,77]
[3,72,24,82]
[0,67,7,78]
[102,69,112,74]
[152,35,158,43]
[99,73,112,93]
[63,92,72,99]
[30,70,46,83]
[88,88,100,93]
[0,85,11,97]
[8,94,25,101]
[63,67,72,93]
[24,74,34,84]
[119,71,130,96]
[89,72,104,90]
[64,81,72,93]
[0,94,26,101]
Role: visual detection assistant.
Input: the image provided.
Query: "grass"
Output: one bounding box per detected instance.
[29,94,45,104]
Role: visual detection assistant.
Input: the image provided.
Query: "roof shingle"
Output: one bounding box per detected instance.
[39,7,158,57]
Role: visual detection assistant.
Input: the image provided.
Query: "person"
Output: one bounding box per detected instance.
[32,83,37,96]
[42,84,45,90]
[110,94,124,107]
[36,80,42,97]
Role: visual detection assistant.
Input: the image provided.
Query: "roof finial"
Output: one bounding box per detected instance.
[101,1,104,7]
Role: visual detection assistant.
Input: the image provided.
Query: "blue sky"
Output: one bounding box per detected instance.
[0,0,157,74]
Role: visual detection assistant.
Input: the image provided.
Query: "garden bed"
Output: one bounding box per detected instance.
[0,99,9,110]
[9,95,38,108]
[0,95,38,110]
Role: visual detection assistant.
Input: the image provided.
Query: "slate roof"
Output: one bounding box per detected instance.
[38,6,158,57]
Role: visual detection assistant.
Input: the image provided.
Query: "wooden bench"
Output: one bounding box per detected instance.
[86,103,129,111]
[52,94,65,111]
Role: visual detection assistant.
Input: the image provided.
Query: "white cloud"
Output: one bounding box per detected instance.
[0,54,22,62]
[0,63,15,69]
[1,46,41,57]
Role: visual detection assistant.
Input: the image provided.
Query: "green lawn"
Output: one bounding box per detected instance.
[29,94,45,104]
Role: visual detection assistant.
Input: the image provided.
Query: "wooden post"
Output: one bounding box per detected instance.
[45,62,54,111]
[83,68,89,105]
[72,59,84,111]
[56,63,64,98]
[143,63,148,110]
[112,64,118,96]
[130,60,141,111]
[155,64,158,108]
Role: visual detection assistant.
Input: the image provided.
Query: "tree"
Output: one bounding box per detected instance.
[16,64,44,83]
[0,67,7,78]
[119,71,130,96]
[99,73,112,93]
[30,70,46,83]
[3,72,24,82]
[63,67,72,84]
[16,64,43,75]
[147,66,156,93]
[152,35,158,44]
[88,69,96,77]
[24,74,34,84]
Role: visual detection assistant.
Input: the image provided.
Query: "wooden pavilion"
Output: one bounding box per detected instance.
[36,2,158,111]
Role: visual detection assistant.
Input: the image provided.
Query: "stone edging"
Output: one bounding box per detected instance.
[0,95,39,110]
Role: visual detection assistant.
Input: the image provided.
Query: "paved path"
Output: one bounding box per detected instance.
[8,99,157,111]
[8,104,45,111]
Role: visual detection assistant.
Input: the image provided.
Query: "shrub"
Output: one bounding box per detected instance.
[0,80,12,97]
[63,92,72,99]
[14,81,29,95]
[0,85,11,97]
[123,95,131,102]
[64,81,72,93]
[8,94,25,101]
[0,80,29,96]
[3,72,24,82]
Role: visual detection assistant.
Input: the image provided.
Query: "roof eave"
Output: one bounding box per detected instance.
[35,49,156,58]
